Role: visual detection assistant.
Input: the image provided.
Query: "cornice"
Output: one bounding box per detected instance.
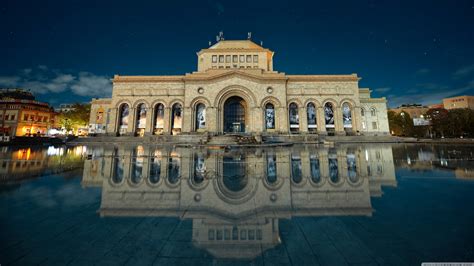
[287,74,360,82]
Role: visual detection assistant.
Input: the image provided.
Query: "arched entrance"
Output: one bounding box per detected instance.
[223,96,246,133]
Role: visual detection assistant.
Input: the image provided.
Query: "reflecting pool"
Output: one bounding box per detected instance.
[1,144,474,265]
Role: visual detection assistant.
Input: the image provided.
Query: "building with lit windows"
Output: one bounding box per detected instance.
[0,89,58,138]
[90,39,389,137]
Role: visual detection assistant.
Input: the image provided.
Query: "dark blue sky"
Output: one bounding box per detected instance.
[1,0,473,107]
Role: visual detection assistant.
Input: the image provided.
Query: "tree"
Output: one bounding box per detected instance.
[57,103,91,134]
[426,108,449,138]
[388,111,414,136]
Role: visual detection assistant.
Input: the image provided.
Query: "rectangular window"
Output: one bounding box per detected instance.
[219,55,224,63]
[24,114,28,121]
[212,55,217,63]
[10,115,15,120]
[232,55,238,62]
[246,55,251,62]
[246,66,251,68]
[4,115,9,120]
[253,55,258,62]
[225,55,231,63]
[218,66,224,69]
[233,64,238,68]
[43,116,48,122]
[239,55,245,62]
[372,122,377,129]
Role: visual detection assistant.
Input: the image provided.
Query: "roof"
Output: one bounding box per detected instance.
[208,40,266,50]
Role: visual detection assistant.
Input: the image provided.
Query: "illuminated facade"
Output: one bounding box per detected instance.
[90,39,389,137]
[0,89,58,138]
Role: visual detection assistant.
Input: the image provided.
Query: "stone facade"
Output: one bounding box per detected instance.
[90,40,389,137]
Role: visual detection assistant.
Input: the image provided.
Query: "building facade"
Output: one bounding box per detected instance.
[0,89,58,138]
[91,40,389,136]
[442,95,474,110]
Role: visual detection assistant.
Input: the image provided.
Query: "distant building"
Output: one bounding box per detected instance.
[88,98,111,134]
[428,103,444,109]
[389,104,429,118]
[57,103,77,113]
[0,89,58,138]
[442,95,474,110]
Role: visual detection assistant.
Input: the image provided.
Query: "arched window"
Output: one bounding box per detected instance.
[289,103,299,132]
[265,103,275,129]
[347,150,358,183]
[167,151,181,184]
[153,103,165,135]
[310,154,321,183]
[193,153,206,185]
[370,108,377,116]
[149,149,162,184]
[328,149,339,183]
[130,146,144,184]
[266,153,277,184]
[307,102,317,132]
[324,102,335,130]
[342,102,352,129]
[135,103,147,136]
[118,104,130,134]
[291,153,302,184]
[171,103,183,135]
[112,147,124,184]
[195,103,206,130]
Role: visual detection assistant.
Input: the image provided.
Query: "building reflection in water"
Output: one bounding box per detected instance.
[0,145,87,184]
[81,144,397,259]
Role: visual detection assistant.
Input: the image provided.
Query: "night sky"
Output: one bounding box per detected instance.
[1,0,473,107]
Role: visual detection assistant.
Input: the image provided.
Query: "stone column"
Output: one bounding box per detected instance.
[252,107,263,133]
[353,106,361,134]
[334,107,345,136]
[317,106,327,135]
[127,107,136,136]
[107,108,118,135]
[319,148,329,179]
[301,150,310,178]
[300,106,308,133]
[206,106,217,134]
[145,107,154,136]
[163,107,171,135]
[278,107,287,134]
[182,106,192,133]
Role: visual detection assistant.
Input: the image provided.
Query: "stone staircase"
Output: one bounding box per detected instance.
[206,134,258,146]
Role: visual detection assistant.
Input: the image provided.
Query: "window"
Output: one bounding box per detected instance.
[24,114,29,121]
[232,55,238,62]
[233,64,238,68]
[43,116,48,122]
[289,103,299,132]
[370,108,376,116]
[225,55,231,63]
[372,122,377,129]
[10,115,15,121]
[219,66,224,69]
[212,55,217,63]
[265,103,275,129]
[246,55,251,62]
[219,55,224,63]
[361,109,365,116]
[253,55,258,62]
[239,55,245,62]
[246,66,251,68]
[4,115,9,120]
[195,103,206,130]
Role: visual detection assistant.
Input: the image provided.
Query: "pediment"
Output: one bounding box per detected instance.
[184,69,286,83]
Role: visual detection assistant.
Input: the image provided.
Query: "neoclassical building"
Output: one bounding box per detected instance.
[89,39,389,136]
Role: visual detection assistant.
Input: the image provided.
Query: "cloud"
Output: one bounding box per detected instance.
[0,66,111,98]
[374,87,391,93]
[453,64,474,79]
[387,81,474,108]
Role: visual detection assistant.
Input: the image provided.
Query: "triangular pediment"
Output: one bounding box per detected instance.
[184,69,286,82]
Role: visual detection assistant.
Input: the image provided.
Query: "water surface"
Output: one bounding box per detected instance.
[1,143,473,265]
